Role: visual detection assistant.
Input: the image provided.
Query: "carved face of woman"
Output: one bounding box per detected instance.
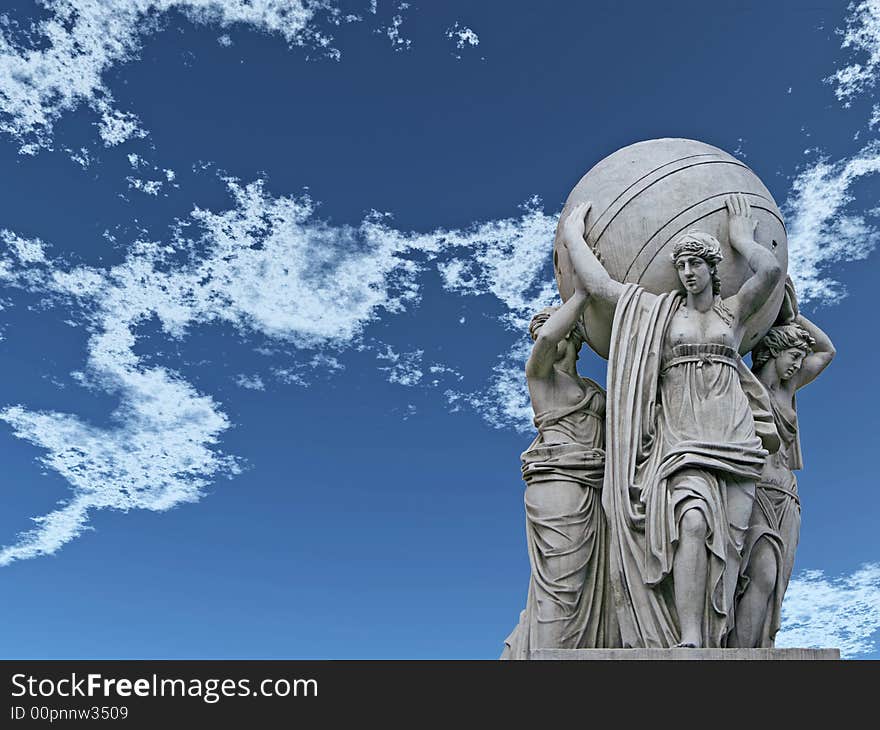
[775,346,808,382]
[674,255,712,295]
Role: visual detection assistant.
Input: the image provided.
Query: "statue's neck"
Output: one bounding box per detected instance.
[756,361,777,388]
[686,287,715,312]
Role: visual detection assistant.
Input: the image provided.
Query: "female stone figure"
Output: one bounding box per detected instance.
[730,292,835,648]
[563,194,782,648]
[502,284,612,658]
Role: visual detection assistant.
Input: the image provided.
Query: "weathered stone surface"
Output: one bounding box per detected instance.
[552,138,787,359]
[530,648,840,661]
[500,300,611,659]
[502,143,838,658]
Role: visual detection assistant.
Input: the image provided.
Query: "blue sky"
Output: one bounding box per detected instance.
[0,0,877,659]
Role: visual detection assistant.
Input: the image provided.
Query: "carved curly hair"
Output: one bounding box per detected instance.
[751,324,815,372]
[670,230,724,296]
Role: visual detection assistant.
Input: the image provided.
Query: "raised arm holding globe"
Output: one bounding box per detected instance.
[729,282,836,649]
[563,192,782,648]
[501,288,611,658]
[502,139,837,657]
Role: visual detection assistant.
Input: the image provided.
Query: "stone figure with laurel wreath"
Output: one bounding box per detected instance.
[563,193,782,648]
[728,279,836,648]
[503,139,837,657]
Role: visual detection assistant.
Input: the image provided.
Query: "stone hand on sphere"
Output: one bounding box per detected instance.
[726,193,759,248]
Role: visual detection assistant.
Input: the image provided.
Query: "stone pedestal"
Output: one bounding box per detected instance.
[530,648,840,660]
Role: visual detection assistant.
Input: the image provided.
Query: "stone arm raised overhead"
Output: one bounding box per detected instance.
[561,201,626,308]
[724,193,783,323]
[525,289,589,379]
[793,313,836,390]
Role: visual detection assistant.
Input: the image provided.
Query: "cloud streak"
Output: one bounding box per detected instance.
[827,0,880,104]
[0,1,398,152]
[784,142,880,305]
[446,22,480,60]
[785,0,880,306]
[2,0,879,566]
[778,564,880,657]
[0,176,557,561]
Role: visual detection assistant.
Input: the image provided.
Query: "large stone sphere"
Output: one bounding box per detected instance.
[554,138,787,358]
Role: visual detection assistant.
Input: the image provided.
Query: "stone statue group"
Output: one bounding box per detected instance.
[502,193,835,656]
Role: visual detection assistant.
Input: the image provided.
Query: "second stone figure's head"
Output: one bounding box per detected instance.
[529,306,586,361]
[670,230,724,297]
[751,324,816,381]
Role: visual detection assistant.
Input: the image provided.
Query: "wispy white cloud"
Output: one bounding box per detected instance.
[783,1,880,305]
[434,197,557,330]
[125,153,176,195]
[234,373,265,391]
[0,171,561,560]
[65,146,93,169]
[445,22,479,60]
[376,345,423,386]
[271,367,309,387]
[96,105,149,148]
[446,23,479,49]
[1,230,49,265]
[827,0,880,104]
[445,338,535,433]
[0,367,238,565]
[0,227,246,564]
[266,352,343,387]
[310,353,344,372]
[126,176,164,196]
[0,1,392,153]
[0,178,416,561]
[784,141,880,305]
[5,137,879,562]
[431,198,558,431]
[378,3,411,52]
[777,564,880,657]
[186,181,432,346]
[427,363,463,386]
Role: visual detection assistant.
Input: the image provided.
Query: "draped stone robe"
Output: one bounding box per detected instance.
[602,284,779,648]
[502,379,612,658]
[734,392,804,647]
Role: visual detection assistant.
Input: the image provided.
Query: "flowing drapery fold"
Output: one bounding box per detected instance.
[502,383,612,658]
[602,284,778,647]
